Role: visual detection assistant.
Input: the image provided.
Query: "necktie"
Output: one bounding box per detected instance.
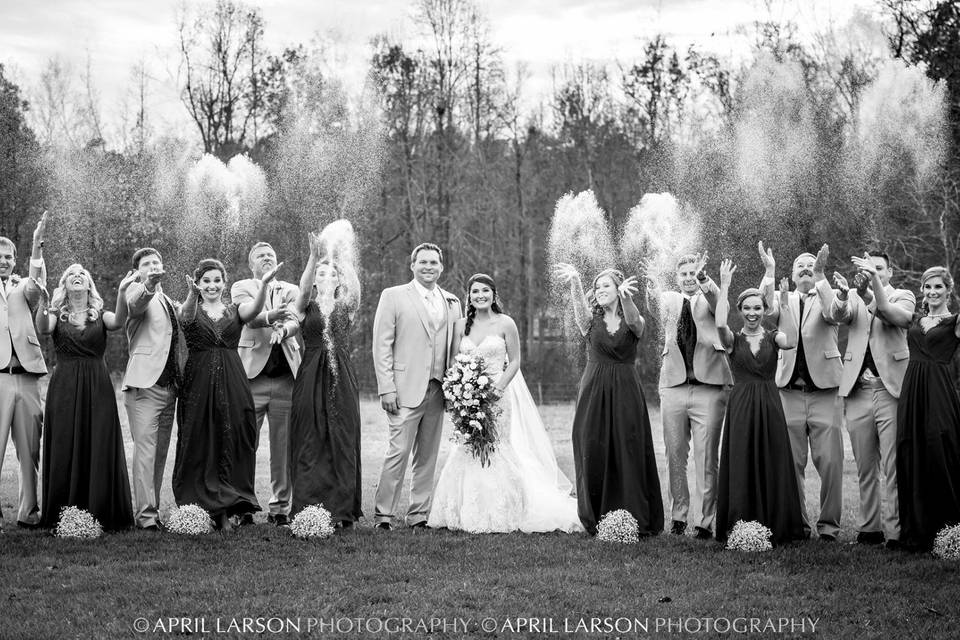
[677,297,697,372]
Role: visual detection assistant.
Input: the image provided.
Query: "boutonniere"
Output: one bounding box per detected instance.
[9,274,21,286]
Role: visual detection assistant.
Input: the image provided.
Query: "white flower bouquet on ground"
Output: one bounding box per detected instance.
[933,524,960,561]
[596,509,639,543]
[290,505,335,539]
[166,504,214,535]
[54,506,102,539]
[726,520,773,552]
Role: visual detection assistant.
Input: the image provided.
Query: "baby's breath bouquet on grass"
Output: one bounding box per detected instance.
[933,524,960,561]
[596,509,639,543]
[54,506,102,539]
[290,505,335,539]
[442,353,500,467]
[166,504,213,535]
[726,520,773,552]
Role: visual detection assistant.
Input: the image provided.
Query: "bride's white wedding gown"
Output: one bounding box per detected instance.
[427,334,583,533]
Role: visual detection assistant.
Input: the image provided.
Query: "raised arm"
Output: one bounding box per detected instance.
[813,244,841,325]
[238,263,283,323]
[553,263,590,336]
[178,276,201,323]
[851,254,914,329]
[618,276,646,338]
[23,213,48,309]
[692,252,720,313]
[758,241,780,321]
[715,259,736,350]
[775,278,798,350]
[295,232,321,315]
[103,270,138,331]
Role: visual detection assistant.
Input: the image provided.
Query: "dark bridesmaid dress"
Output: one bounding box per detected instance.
[897,314,960,549]
[715,331,805,545]
[40,316,134,531]
[289,302,362,523]
[571,317,664,535]
[173,304,260,520]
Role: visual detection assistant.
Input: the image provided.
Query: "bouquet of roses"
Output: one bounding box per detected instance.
[442,352,501,467]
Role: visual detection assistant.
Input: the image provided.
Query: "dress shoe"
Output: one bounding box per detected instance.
[694,527,713,540]
[375,522,392,531]
[237,513,255,526]
[670,520,687,535]
[411,521,428,529]
[267,514,289,527]
[856,531,885,545]
[16,520,41,530]
[334,520,354,529]
[142,523,166,533]
[819,533,837,542]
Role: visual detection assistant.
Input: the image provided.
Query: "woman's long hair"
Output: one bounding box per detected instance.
[51,263,104,322]
[590,268,625,324]
[918,266,954,316]
[464,273,503,336]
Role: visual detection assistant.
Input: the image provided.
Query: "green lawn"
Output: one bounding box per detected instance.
[2,387,958,639]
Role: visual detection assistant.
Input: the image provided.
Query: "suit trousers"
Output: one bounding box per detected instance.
[250,373,293,516]
[780,388,843,537]
[374,381,445,526]
[124,385,176,528]
[659,383,727,531]
[0,372,42,525]
[844,380,900,540]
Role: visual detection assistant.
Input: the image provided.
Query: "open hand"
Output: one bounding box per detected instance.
[850,252,877,277]
[308,232,322,259]
[552,263,579,285]
[758,241,775,274]
[184,274,202,295]
[814,244,830,275]
[833,272,849,295]
[268,326,287,345]
[118,270,139,293]
[32,211,48,248]
[261,261,284,284]
[719,259,737,288]
[693,251,709,276]
[617,276,639,298]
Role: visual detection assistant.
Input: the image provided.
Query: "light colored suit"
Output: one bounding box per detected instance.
[373,281,461,525]
[834,285,915,541]
[763,276,846,537]
[658,281,732,533]
[231,278,301,517]
[0,260,47,525]
[122,282,181,528]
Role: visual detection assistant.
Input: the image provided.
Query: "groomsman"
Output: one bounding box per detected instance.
[833,252,914,549]
[760,242,845,540]
[659,252,732,539]
[0,214,48,530]
[372,243,461,529]
[123,248,181,531]
[232,242,300,527]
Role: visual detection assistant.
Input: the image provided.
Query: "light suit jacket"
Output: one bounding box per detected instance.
[762,278,846,389]
[0,260,47,374]
[122,282,181,390]
[659,279,733,388]
[231,278,302,379]
[833,285,915,398]
[372,282,462,408]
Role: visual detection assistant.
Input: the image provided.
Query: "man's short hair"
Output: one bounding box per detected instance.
[867,250,891,266]
[248,241,275,263]
[0,236,16,257]
[410,242,443,264]
[132,247,161,269]
[675,253,699,271]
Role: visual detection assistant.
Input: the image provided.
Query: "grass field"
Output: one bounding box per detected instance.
[1,386,958,639]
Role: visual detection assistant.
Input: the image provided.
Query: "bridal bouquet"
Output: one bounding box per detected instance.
[726,520,773,552]
[54,506,102,539]
[442,353,500,467]
[933,524,960,561]
[166,504,214,535]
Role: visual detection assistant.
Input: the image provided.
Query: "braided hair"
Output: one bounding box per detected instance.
[464,273,503,336]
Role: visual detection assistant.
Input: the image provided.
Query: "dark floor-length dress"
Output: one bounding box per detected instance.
[715,331,805,545]
[897,314,960,549]
[571,318,664,535]
[173,304,260,518]
[289,302,362,522]
[40,316,134,531]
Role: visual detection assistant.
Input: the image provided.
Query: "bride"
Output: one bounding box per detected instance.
[427,273,583,533]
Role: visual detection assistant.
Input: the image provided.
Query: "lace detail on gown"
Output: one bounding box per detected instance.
[427,334,583,533]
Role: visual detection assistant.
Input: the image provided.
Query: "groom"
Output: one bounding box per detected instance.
[373,243,461,529]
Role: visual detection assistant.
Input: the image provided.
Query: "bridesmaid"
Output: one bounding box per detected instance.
[38,264,138,531]
[895,266,960,550]
[289,232,362,528]
[173,258,279,531]
[555,262,663,536]
[713,260,805,545]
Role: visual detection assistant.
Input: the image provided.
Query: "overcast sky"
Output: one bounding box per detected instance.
[1,0,880,143]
